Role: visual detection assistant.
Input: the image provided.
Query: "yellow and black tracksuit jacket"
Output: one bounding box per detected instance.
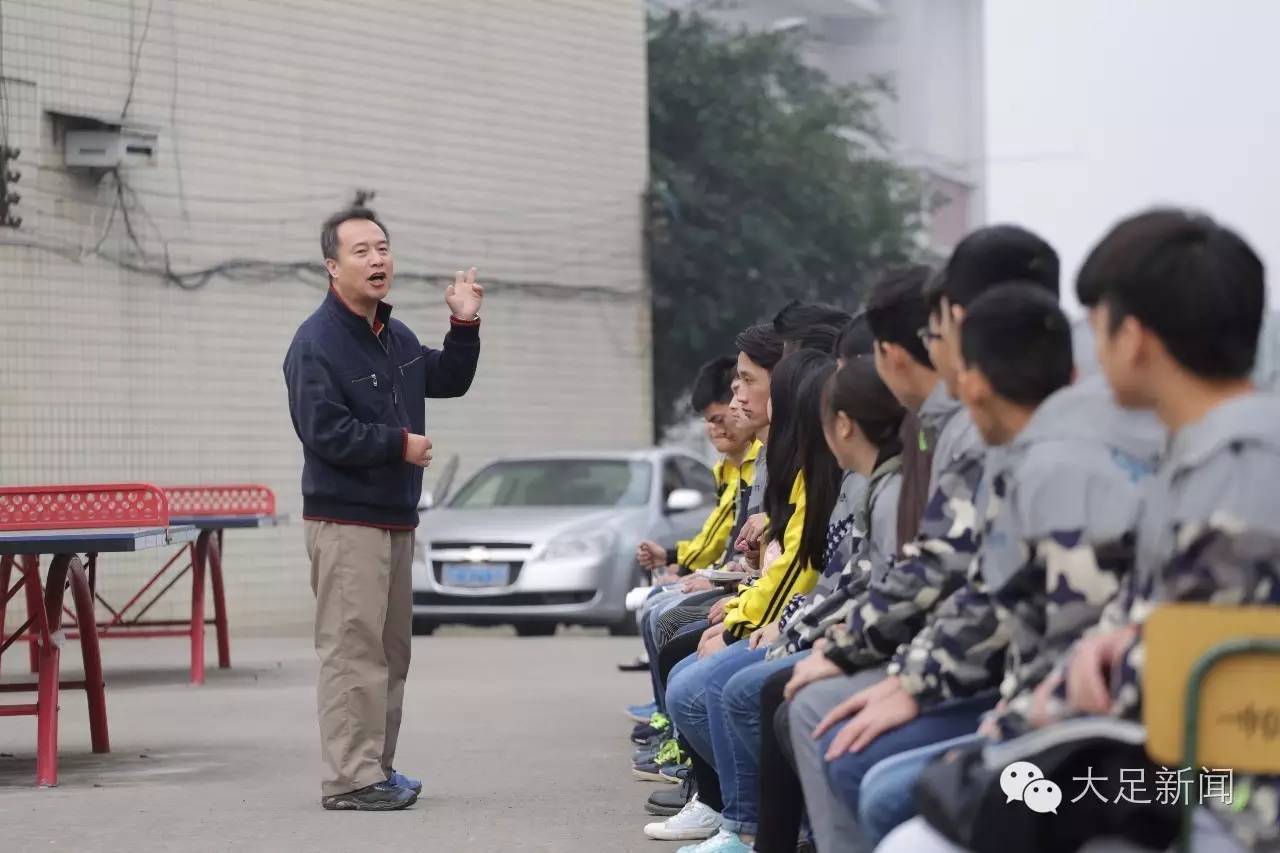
[675,441,762,574]
[722,470,817,639]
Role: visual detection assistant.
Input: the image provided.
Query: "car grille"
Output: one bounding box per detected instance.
[413,591,595,608]
[426,541,536,589]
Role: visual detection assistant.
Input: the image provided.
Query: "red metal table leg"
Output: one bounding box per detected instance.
[34,554,71,788]
[23,555,41,674]
[190,534,209,685]
[209,529,231,670]
[67,555,109,753]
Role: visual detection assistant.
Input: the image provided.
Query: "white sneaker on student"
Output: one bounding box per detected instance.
[643,795,723,841]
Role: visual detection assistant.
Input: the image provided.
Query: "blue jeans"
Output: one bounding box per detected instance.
[713,650,805,835]
[821,694,997,820]
[665,639,758,766]
[857,732,983,846]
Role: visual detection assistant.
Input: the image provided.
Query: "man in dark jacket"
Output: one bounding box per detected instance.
[283,207,482,811]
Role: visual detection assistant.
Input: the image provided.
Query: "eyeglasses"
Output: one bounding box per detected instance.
[916,327,943,345]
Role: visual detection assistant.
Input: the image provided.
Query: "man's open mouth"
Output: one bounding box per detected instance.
[368,273,387,283]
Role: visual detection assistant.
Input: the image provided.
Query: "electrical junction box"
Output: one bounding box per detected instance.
[64,128,159,168]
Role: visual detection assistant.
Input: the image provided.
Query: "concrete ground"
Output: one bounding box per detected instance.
[0,629,687,852]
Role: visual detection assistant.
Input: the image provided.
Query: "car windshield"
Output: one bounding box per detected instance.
[449,460,652,509]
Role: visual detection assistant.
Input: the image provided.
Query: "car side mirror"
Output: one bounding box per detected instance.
[665,488,705,514]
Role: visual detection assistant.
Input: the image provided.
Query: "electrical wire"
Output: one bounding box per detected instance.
[120,0,156,122]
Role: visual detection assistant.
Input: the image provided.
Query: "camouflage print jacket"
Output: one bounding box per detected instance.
[824,432,987,674]
[913,380,1160,719]
[1032,392,1280,728]
[1012,393,1280,850]
[1113,521,1280,851]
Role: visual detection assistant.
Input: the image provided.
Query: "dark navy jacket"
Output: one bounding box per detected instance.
[283,288,480,529]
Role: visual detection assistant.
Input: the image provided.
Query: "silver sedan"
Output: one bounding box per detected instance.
[411,449,719,636]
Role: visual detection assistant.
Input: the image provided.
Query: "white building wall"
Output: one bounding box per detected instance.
[0,0,650,632]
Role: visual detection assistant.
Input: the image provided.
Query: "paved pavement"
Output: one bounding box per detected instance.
[0,629,686,852]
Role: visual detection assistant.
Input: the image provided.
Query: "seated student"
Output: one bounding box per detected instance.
[883,209,1280,853]
[653,350,841,838]
[628,356,760,716]
[649,358,910,852]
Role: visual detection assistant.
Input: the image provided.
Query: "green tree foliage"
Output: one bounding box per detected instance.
[647,10,925,429]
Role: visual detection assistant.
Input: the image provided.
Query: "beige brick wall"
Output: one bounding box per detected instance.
[0,0,651,633]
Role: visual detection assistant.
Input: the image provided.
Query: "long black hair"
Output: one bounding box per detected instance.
[764,349,842,574]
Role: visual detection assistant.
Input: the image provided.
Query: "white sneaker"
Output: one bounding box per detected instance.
[643,795,723,841]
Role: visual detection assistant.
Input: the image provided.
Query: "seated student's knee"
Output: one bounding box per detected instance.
[721,667,759,716]
[858,762,918,843]
[666,656,711,719]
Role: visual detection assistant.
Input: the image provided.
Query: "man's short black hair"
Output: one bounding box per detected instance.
[735,324,786,371]
[1076,208,1264,380]
[691,356,737,413]
[321,207,390,262]
[834,313,874,361]
[864,265,934,368]
[786,322,845,355]
[773,300,853,338]
[927,225,1059,312]
[961,283,1073,407]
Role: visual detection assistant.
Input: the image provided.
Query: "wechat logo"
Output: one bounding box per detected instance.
[1001,761,1063,814]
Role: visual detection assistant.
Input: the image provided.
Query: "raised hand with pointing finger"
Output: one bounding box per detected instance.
[445,267,485,320]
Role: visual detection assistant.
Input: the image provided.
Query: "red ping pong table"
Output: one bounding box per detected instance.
[0,483,197,786]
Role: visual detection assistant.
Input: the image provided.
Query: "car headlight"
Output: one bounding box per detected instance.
[540,531,616,561]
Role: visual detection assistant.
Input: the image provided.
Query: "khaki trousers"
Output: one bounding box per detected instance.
[305,520,414,797]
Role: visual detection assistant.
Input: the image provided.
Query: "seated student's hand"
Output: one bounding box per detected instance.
[708,596,731,625]
[812,675,904,739]
[736,514,768,553]
[1066,626,1138,715]
[784,648,844,701]
[1029,673,1062,729]
[698,624,728,659]
[749,621,782,650]
[977,714,1001,740]
[636,540,667,572]
[824,687,920,759]
[681,574,714,594]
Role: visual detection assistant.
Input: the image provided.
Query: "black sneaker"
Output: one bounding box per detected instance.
[631,759,668,783]
[631,720,671,745]
[321,780,418,811]
[645,773,694,816]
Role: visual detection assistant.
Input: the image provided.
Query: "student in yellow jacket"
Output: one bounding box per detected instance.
[675,439,762,575]
[707,349,846,649]
[637,357,762,577]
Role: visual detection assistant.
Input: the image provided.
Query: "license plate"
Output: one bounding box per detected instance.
[441,562,510,588]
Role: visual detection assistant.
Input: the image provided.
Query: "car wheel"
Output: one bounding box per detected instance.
[515,622,558,637]
[412,616,437,636]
